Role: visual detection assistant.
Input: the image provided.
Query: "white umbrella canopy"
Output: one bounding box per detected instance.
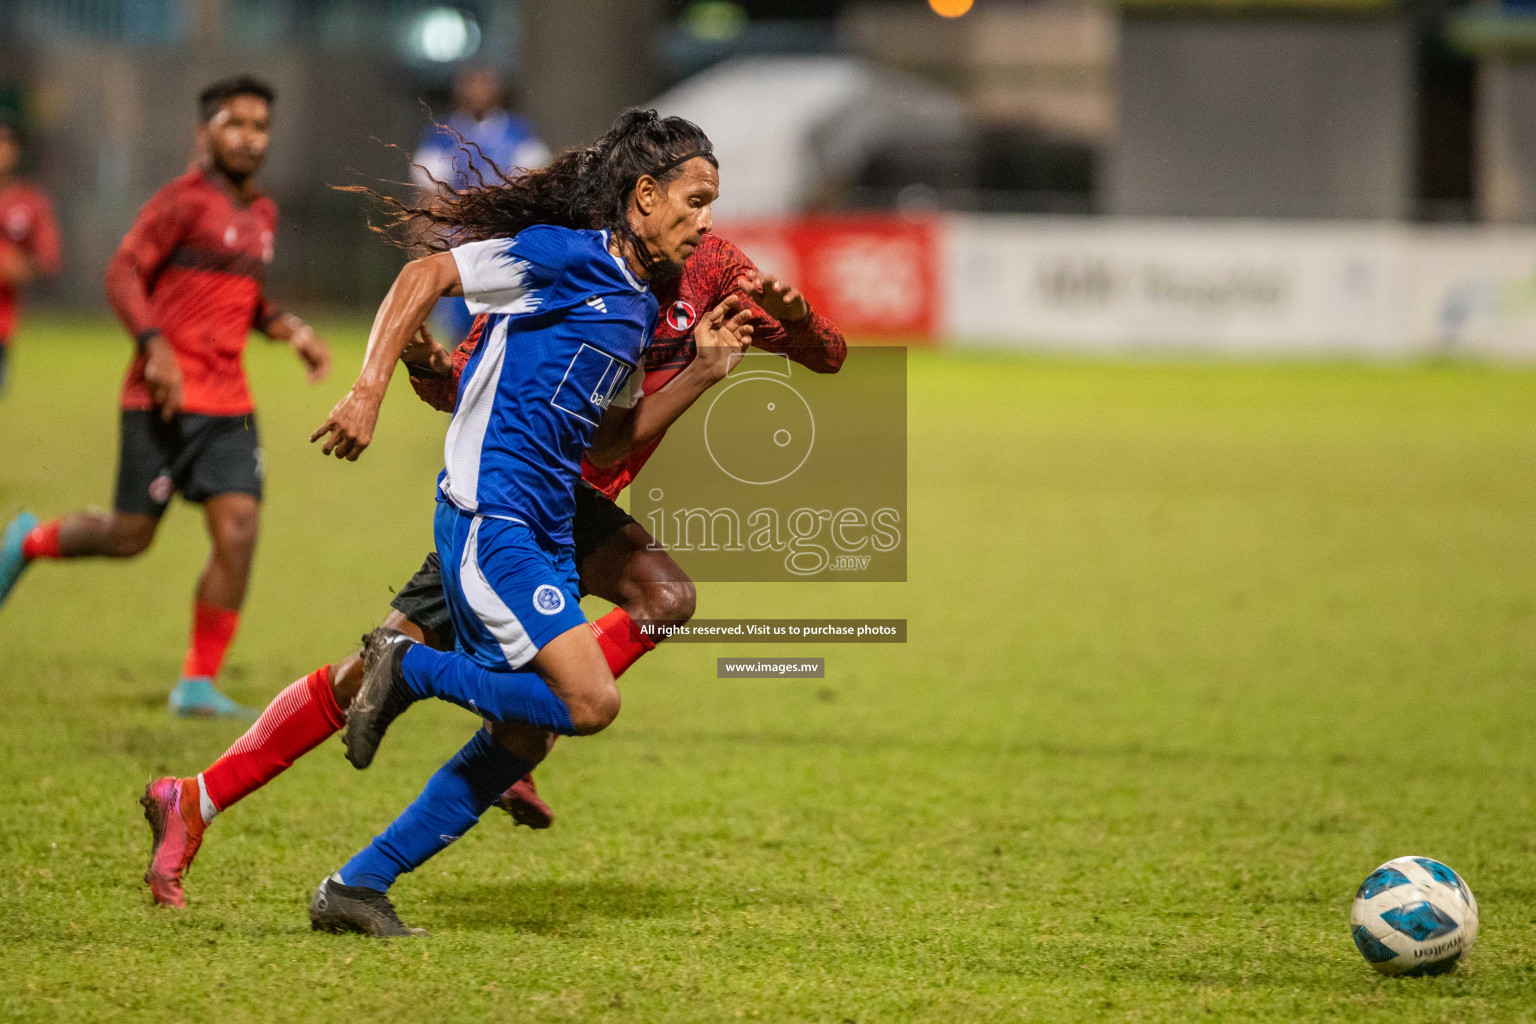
[650,54,969,217]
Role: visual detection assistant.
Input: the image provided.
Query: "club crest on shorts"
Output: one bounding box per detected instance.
[665,300,696,331]
[148,473,174,505]
[533,584,565,615]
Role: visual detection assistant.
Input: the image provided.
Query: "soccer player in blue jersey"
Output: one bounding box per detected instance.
[305,110,753,935]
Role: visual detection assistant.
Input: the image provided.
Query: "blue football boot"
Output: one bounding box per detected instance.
[0,512,38,609]
[168,676,254,718]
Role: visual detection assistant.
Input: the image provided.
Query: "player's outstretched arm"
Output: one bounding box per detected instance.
[0,247,37,286]
[32,193,62,279]
[310,251,462,461]
[734,267,846,374]
[0,195,64,285]
[262,311,332,383]
[106,191,192,420]
[586,295,753,468]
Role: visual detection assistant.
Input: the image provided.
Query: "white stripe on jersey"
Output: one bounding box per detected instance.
[452,239,544,316]
[441,316,509,512]
[459,516,538,669]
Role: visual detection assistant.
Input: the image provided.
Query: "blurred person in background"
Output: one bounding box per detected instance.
[0,115,63,396]
[0,77,331,718]
[411,65,549,345]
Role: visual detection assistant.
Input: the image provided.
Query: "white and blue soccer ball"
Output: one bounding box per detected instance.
[1351,856,1478,976]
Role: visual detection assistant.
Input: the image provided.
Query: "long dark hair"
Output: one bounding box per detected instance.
[345,108,715,277]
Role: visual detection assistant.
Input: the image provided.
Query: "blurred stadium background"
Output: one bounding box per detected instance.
[7,0,1536,356]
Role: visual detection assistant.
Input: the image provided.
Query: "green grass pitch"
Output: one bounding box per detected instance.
[2,319,1534,1022]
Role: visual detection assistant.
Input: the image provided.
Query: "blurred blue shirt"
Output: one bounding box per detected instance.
[412,110,550,191]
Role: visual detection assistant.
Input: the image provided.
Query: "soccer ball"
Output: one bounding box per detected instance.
[1351,856,1478,976]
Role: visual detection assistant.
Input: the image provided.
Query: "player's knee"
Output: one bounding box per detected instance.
[331,652,364,710]
[628,578,695,626]
[566,682,621,736]
[652,579,696,625]
[213,510,259,557]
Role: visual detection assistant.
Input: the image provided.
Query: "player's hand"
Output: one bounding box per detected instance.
[400,325,452,377]
[310,387,382,461]
[142,334,184,422]
[692,295,754,383]
[290,324,332,383]
[735,270,809,323]
[0,246,35,287]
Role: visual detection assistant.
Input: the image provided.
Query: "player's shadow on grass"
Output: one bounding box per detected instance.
[429,879,696,935]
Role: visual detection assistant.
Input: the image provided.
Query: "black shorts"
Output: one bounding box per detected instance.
[114,410,264,517]
[0,342,10,394]
[390,481,637,647]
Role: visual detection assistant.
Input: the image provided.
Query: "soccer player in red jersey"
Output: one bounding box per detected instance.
[0,115,63,395]
[138,226,844,908]
[0,77,331,718]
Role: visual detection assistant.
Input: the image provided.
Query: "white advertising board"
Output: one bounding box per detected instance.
[1403,228,1536,360]
[944,216,1536,359]
[943,216,1414,356]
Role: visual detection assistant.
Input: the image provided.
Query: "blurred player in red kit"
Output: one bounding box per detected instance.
[0,115,63,395]
[0,77,331,717]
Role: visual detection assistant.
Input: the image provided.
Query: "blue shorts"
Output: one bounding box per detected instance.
[433,501,586,671]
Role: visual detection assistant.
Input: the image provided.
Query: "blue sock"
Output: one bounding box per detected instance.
[399,644,577,734]
[339,730,533,892]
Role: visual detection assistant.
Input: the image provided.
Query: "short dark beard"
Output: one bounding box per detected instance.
[647,255,685,288]
[209,154,255,188]
[617,234,684,287]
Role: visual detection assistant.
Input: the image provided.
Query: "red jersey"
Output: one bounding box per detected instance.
[0,181,62,342]
[108,169,284,416]
[410,232,846,500]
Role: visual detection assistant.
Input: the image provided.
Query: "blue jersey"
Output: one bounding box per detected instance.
[441,225,656,547]
[413,111,550,191]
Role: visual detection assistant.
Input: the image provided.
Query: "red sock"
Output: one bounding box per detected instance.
[181,603,240,680]
[20,519,62,560]
[198,665,344,820]
[589,608,656,679]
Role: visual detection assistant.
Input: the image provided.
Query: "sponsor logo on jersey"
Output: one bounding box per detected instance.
[4,206,32,240]
[551,343,634,424]
[586,296,608,314]
[666,300,696,331]
[533,584,566,615]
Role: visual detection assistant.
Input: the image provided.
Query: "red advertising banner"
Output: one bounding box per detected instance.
[719,216,940,342]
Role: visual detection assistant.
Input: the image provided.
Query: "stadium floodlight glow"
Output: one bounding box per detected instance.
[928,0,974,16]
[683,1,747,42]
[414,8,481,63]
